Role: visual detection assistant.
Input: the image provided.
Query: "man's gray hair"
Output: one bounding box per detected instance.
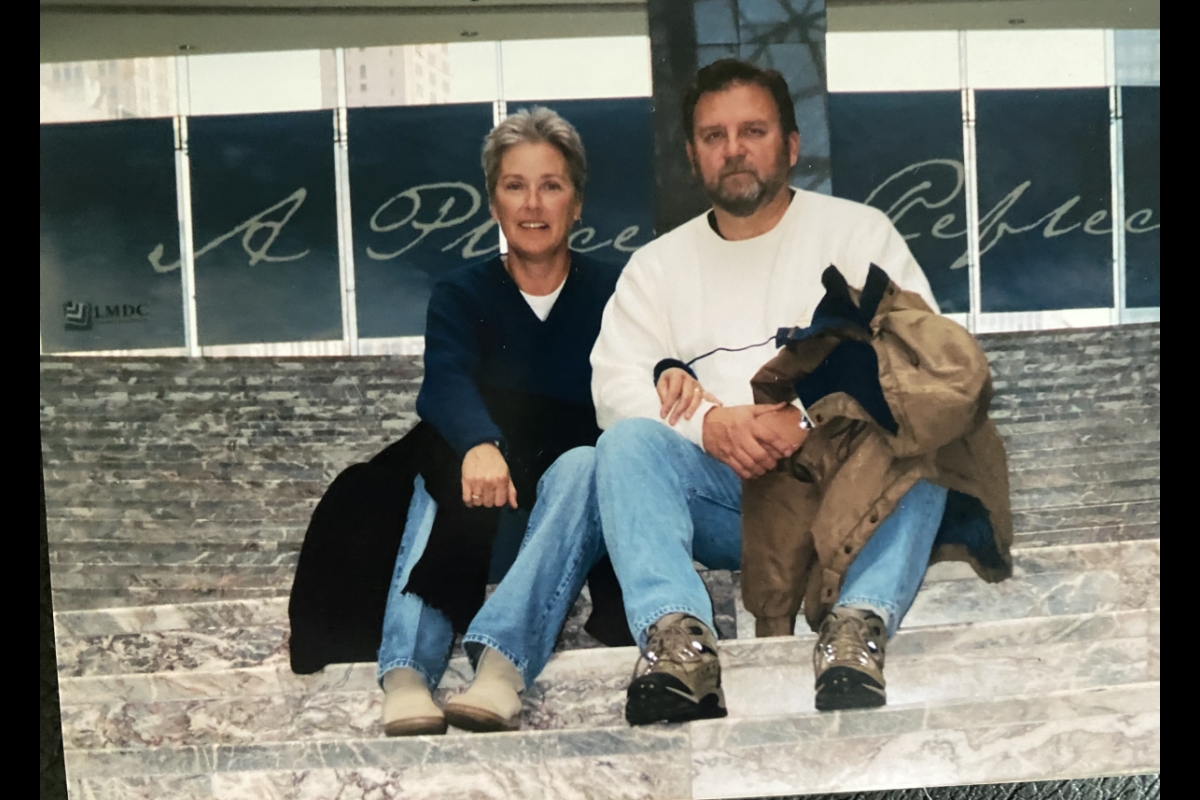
[482,106,587,200]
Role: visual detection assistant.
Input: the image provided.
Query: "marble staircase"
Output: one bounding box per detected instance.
[41,323,1160,799]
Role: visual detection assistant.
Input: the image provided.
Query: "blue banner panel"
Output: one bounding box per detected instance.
[40,119,184,352]
[1122,86,1160,308]
[829,91,968,313]
[348,103,497,339]
[975,89,1113,312]
[187,111,343,345]
[512,98,656,265]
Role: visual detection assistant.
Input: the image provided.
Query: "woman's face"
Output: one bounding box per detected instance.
[491,141,581,261]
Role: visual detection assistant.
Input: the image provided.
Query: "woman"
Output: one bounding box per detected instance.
[287,107,629,737]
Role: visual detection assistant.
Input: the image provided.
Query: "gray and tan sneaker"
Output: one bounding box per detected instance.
[625,613,727,725]
[813,607,888,712]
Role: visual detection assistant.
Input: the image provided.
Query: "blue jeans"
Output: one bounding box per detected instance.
[594,418,948,646]
[376,446,607,690]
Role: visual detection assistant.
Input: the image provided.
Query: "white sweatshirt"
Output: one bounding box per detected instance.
[590,188,939,450]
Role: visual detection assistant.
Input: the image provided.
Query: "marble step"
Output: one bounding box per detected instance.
[40,373,1158,419]
[59,677,1158,798]
[43,517,1161,577]
[43,476,1160,524]
[991,399,1160,424]
[987,350,1159,372]
[42,474,1152,544]
[1008,479,1158,512]
[1005,441,1159,468]
[41,353,1156,398]
[40,348,1158,403]
[35,324,1159,376]
[45,508,1157,570]
[40,357,426,375]
[688,683,1158,800]
[40,439,399,465]
[43,435,1155,484]
[53,539,1159,680]
[980,325,1157,351]
[41,433,1157,492]
[41,414,1160,466]
[41,456,1159,510]
[990,400,1159,425]
[53,587,292,613]
[46,520,305,545]
[46,506,1159,612]
[49,563,298,599]
[1010,499,1159,546]
[43,386,1158,430]
[44,487,1160,533]
[42,441,1154,489]
[44,493,1158,548]
[41,461,340,482]
[55,606,1158,751]
[998,425,1159,457]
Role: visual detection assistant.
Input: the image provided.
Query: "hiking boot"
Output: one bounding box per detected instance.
[625,613,727,725]
[813,607,888,712]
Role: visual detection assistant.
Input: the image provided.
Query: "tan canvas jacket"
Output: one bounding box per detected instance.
[742,270,1013,637]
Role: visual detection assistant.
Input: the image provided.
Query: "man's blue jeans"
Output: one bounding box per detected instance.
[594,418,948,645]
[376,446,607,690]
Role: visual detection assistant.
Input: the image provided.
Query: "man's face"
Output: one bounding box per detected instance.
[687,82,800,218]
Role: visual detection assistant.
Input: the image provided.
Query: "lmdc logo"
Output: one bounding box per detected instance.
[63,302,148,331]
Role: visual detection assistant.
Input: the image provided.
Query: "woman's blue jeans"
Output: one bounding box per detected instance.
[376,446,606,690]
[594,417,948,645]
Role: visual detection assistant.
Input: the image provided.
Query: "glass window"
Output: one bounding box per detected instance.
[345,42,495,108]
[1122,86,1159,308]
[186,50,330,115]
[975,89,1113,311]
[501,37,652,100]
[827,32,961,92]
[40,57,178,123]
[348,103,496,338]
[829,91,969,313]
[40,119,185,352]
[187,111,343,344]
[965,30,1107,89]
[1115,29,1160,87]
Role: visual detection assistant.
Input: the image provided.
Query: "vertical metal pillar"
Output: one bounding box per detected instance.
[958,32,982,334]
[494,40,508,257]
[333,48,360,355]
[173,54,201,357]
[1106,30,1128,325]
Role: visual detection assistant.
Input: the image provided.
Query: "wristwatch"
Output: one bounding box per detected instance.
[797,401,814,430]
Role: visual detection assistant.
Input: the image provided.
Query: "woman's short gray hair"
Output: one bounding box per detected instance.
[482,106,587,200]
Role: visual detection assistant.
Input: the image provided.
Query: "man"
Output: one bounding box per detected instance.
[589,59,948,724]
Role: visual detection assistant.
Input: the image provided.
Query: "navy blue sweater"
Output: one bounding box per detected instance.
[415,254,622,499]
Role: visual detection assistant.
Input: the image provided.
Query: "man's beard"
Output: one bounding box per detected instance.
[695,148,792,218]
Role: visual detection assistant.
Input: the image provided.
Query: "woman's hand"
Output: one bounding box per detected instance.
[657,367,722,427]
[461,443,518,509]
